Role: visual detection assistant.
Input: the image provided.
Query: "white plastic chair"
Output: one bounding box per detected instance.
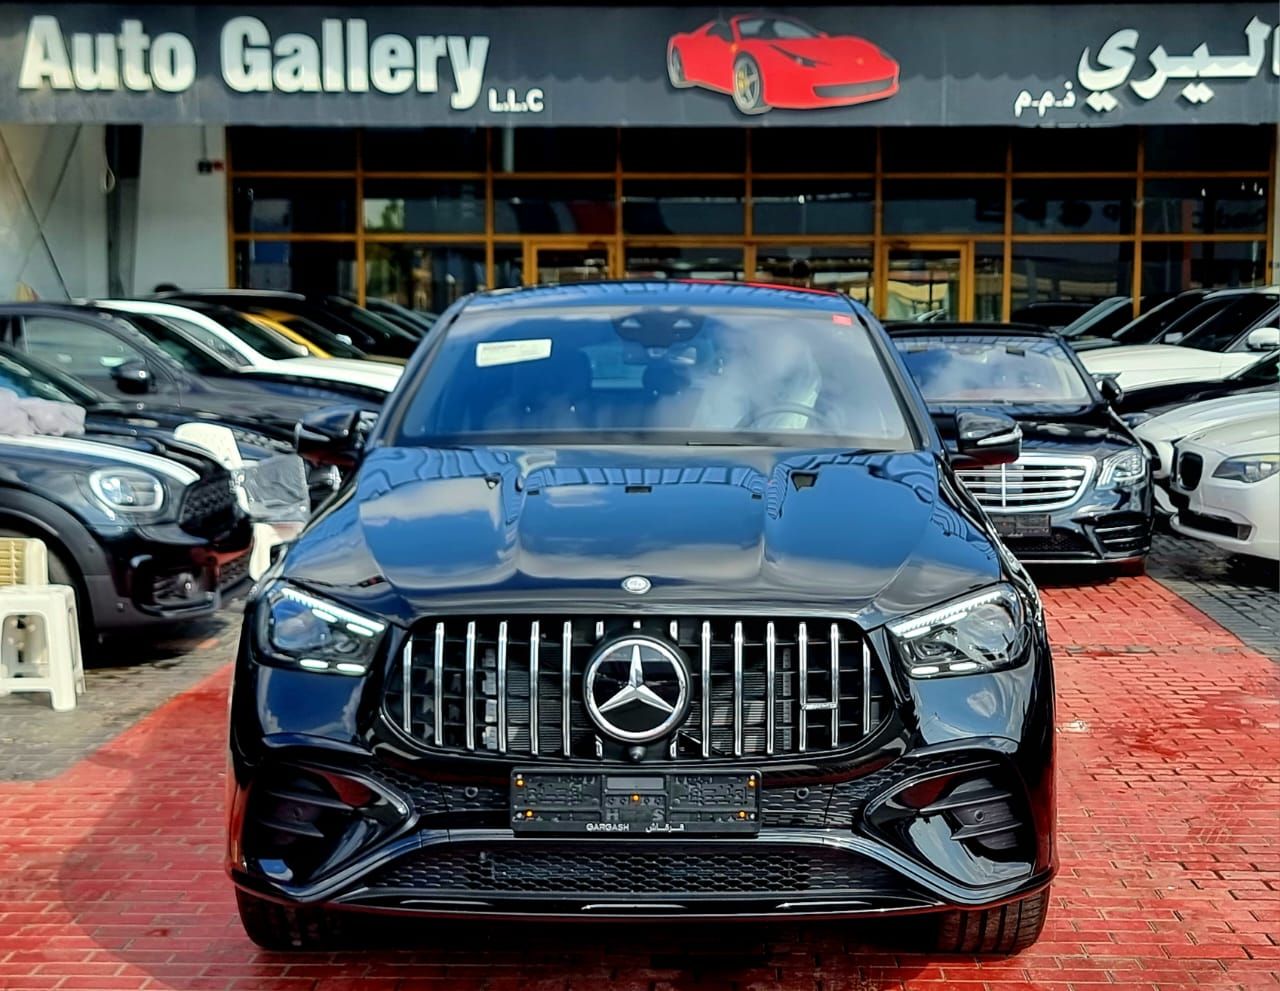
[0,537,85,712]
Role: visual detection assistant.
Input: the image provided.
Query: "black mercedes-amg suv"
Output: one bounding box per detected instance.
[228,282,1056,954]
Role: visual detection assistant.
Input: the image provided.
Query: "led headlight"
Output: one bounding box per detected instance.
[1212,453,1279,484]
[888,585,1029,679]
[258,582,387,675]
[1098,448,1148,489]
[88,468,165,513]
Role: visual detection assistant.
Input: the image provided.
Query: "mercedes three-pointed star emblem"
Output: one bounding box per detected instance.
[583,636,690,743]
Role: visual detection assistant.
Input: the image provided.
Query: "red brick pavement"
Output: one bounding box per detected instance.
[0,575,1277,991]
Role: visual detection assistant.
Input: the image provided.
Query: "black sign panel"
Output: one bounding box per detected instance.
[0,4,1277,126]
[511,769,761,835]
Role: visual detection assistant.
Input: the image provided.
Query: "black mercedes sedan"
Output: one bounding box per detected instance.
[889,324,1153,570]
[228,282,1055,954]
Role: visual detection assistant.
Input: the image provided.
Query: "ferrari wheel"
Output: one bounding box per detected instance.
[731,55,769,114]
[667,47,692,88]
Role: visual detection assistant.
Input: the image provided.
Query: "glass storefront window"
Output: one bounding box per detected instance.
[624,247,745,280]
[974,243,1004,322]
[363,127,485,172]
[364,180,485,233]
[235,241,357,294]
[623,181,745,235]
[752,128,875,173]
[1141,242,1267,298]
[1012,179,1135,234]
[233,179,355,233]
[502,128,616,172]
[365,244,486,314]
[754,247,873,303]
[229,127,356,171]
[622,128,745,173]
[1013,128,1137,172]
[494,180,616,234]
[1145,125,1272,172]
[494,244,524,288]
[1011,243,1134,314]
[882,180,1004,234]
[1143,179,1268,234]
[884,247,965,321]
[882,128,1006,172]
[752,180,874,234]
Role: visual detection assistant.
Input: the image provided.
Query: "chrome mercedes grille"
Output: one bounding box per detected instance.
[384,616,889,762]
[955,454,1094,512]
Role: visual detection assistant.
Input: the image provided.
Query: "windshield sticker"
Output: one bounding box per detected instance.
[476,339,553,367]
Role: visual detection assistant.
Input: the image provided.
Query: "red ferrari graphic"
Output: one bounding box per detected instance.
[667,14,900,115]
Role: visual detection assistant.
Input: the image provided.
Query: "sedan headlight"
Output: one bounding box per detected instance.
[888,585,1029,679]
[1212,453,1280,484]
[1098,448,1148,489]
[89,468,165,513]
[258,582,387,675]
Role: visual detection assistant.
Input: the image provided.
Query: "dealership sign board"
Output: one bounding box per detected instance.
[1,4,1277,125]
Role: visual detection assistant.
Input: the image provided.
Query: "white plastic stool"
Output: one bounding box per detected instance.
[0,538,85,712]
[249,521,306,581]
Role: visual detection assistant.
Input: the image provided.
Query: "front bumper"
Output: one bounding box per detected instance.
[1171,473,1280,562]
[87,518,253,630]
[998,497,1152,566]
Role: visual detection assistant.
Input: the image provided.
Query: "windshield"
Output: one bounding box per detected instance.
[0,349,98,405]
[895,334,1094,405]
[1230,353,1279,387]
[1111,293,1208,344]
[737,17,821,39]
[126,314,231,375]
[191,306,309,361]
[260,312,369,359]
[158,315,253,367]
[1173,295,1279,352]
[395,305,915,448]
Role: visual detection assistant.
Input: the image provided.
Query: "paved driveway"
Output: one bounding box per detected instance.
[0,575,1277,991]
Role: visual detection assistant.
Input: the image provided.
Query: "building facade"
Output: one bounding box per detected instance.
[3,4,1278,321]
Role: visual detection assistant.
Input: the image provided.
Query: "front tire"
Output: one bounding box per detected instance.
[731,55,770,114]
[235,888,351,951]
[934,887,1050,955]
[667,46,693,88]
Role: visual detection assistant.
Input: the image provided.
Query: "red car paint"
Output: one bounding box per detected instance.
[667,14,900,114]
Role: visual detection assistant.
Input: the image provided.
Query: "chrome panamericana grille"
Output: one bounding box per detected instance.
[955,454,1094,513]
[384,616,889,762]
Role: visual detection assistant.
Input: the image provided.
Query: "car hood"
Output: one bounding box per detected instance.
[1081,345,1253,389]
[1136,393,1280,444]
[281,445,1003,628]
[0,432,205,482]
[927,401,1130,449]
[267,357,402,389]
[1183,410,1280,455]
[764,36,886,63]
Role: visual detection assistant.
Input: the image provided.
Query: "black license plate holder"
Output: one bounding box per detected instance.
[511,769,761,836]
[992,513,1052,538]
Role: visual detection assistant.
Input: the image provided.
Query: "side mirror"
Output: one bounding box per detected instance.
[295,404,368,469]
[111,358,153,394]
[1098,375,1124,406]
[336,334,355,346]
[1245,326,1280,352]
[954,411,1022,467]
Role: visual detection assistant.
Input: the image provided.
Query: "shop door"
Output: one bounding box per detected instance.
[530,244,614,285]
[880,244,971,322]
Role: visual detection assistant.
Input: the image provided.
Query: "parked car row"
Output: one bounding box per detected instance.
[0,291,428,640]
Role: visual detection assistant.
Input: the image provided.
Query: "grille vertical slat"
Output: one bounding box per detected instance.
[561,621,572,757]
[393,616,887,763]
[497,621,508,754]
[765,622,776,757]
[798,622,809,754]
[433,622,444,746]
[465,621,477,751]
[529,621,540,757]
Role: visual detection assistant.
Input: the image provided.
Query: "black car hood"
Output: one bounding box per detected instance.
[928,402,1134,450]
[282,445,1004,628]
[85,406,290,460]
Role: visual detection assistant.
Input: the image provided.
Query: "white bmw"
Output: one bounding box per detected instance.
[1134,392,1280,515]
[1169,411,1280,561]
